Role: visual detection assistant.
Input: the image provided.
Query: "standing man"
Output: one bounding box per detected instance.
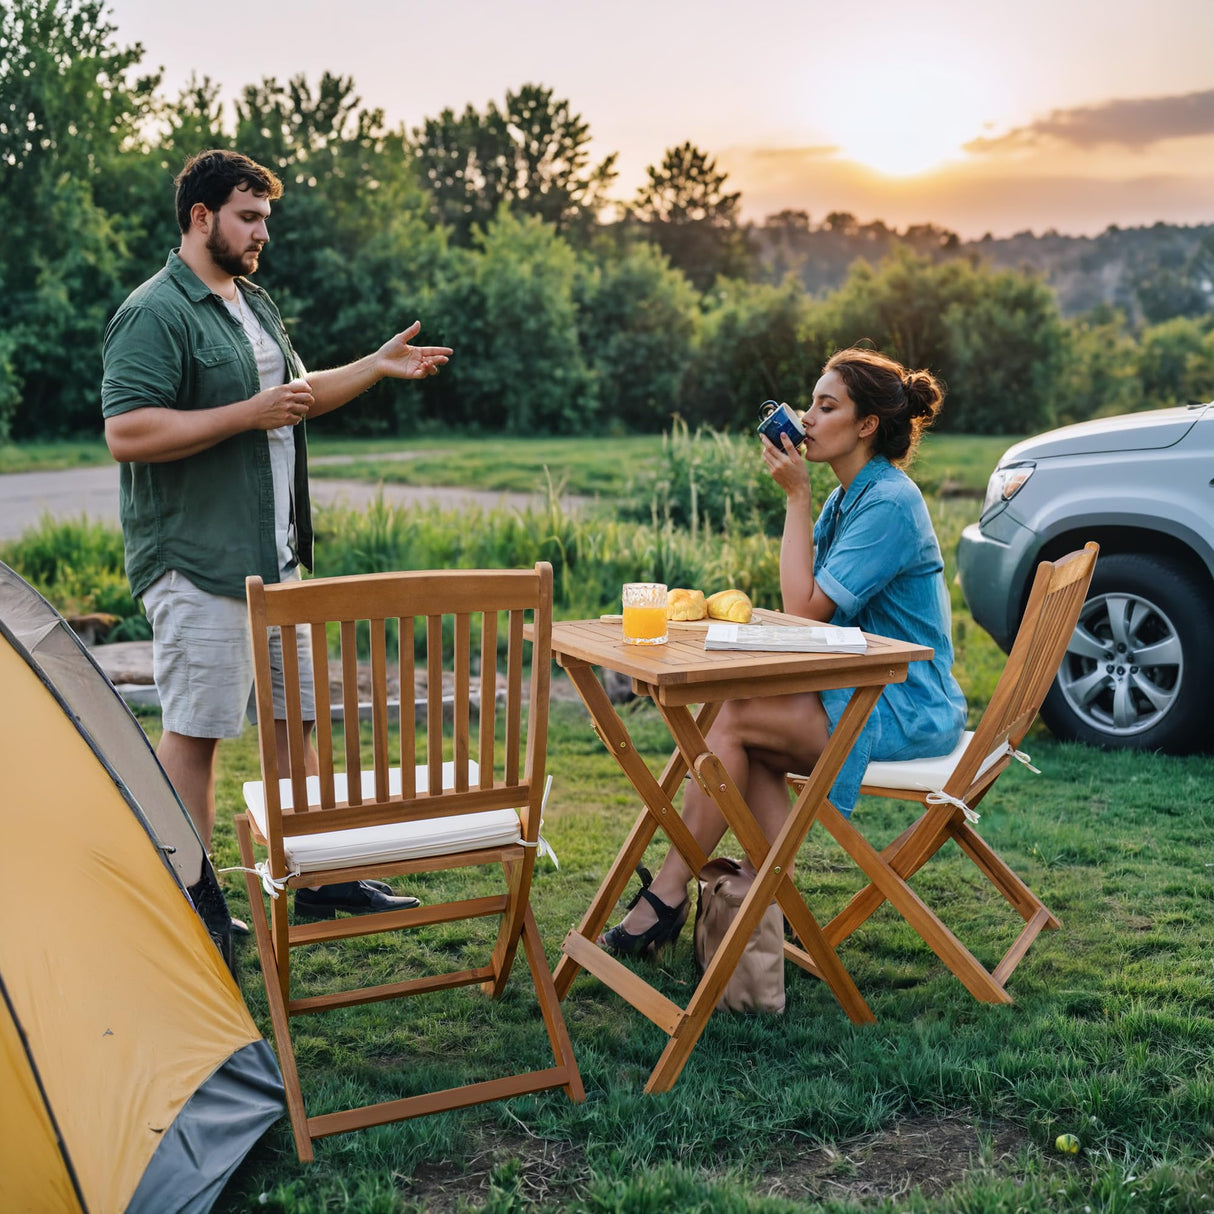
[102,149,452,922]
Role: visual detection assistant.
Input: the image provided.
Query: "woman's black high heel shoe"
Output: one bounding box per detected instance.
[599,867,690,958]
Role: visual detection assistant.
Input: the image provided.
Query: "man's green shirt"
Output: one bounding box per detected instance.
[102,250,313,599]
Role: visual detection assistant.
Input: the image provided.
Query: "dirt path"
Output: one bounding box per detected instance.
[0,464,577,541]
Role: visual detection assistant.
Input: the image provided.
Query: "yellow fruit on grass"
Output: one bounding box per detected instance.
[1055,1133,1080,1154]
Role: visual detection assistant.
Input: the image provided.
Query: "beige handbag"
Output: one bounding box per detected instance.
[693,857,785,1014]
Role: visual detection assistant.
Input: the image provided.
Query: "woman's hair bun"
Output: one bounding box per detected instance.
[903,371,940,421]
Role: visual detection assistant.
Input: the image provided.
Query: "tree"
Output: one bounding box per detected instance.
[904,223,961,255]
[411,102,512,242]
[575,239,699,431]
[630,141,752,289]
[756,210,812,283]
[0,0,163,437]
[822,211,858,236]
[820,248,960,374]
[0,0,160,179]
[1134,316,1214,409]
[504,84,616,235]
[158,74,229,165]
[411,84,616,244]
[765,209,811,238]
[682,277,818,430]
[1056,309,1139,424]
[942,270,1067,434]
[819,250,1067,433]
[227,71,446,432]
[633,141,740,227]
[1133,258,1213,325]
[426,209,595,434]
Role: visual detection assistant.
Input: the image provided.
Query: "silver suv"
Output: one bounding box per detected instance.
[957,402,1214,753]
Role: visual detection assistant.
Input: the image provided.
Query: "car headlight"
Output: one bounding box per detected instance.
[982,462,1035,515]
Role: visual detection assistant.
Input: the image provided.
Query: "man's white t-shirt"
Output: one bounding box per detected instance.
[224,289,297,573]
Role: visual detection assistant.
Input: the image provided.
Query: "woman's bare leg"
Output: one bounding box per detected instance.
[611,691,832,933]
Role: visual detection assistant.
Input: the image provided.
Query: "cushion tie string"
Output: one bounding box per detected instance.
[924,741,1043,825]
[517,775,559,869]
[925,789,981,824]
[517,832,560,869]
[217,861,295,899]
[1006,745,1041,774]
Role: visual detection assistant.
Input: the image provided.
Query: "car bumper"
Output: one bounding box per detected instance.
[956,513,1041,652]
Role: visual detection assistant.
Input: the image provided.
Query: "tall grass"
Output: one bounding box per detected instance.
[0,493,783,653]
[313,485,784,619]
[0,429,1010,709]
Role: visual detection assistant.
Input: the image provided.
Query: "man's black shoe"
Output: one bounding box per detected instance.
[230,916,250,936]
[294,880,421,920]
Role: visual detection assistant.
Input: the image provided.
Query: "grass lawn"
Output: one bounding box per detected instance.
[909,433,1019,496]
[166,697,1214,1213]
[306,435,663,499]
[0,431,1020,498]
[304,433,1019,500]
[15,428,1209,1210]
[0,438,113,472]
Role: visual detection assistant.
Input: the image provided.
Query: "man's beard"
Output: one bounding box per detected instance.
[206,219,261,278]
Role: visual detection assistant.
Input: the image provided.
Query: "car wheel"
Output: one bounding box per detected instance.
[1039,553,1212,753]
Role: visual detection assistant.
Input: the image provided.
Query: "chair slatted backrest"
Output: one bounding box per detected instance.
[246,565,552,847]
[946,542,1099,800]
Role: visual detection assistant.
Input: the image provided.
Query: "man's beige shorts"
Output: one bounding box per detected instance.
[142,569,315,739]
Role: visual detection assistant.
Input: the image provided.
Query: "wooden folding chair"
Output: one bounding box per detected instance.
[788,542,1099,1005]
[234,562,583,1161]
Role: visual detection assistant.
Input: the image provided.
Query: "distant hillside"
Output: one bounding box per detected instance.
[970,223,1214,320]
[751,213,1214,323]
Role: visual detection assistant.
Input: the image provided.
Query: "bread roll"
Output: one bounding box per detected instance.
[666,588,707,620]
[706,589,753,623]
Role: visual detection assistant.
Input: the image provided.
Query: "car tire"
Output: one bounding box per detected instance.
[1039,553,1212,754]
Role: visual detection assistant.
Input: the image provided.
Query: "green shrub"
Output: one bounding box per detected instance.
[0,516,143,630]
[621,417,837,535]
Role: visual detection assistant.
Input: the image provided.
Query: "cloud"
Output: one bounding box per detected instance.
[720,141,1214,239]
[966,89,1214,154]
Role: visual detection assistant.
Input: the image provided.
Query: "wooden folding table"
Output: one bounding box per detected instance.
[548,610,931,1093]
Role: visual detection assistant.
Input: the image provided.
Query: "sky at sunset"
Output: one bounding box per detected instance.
[106,0,1214,239]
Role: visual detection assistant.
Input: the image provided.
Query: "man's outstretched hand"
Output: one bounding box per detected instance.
[377,321,452,380]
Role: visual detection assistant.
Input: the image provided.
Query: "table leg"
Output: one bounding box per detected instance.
[557,660,889,1096]
[643,691,882,1090]
[552,660,721,1000]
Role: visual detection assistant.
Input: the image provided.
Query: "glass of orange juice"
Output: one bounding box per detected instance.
[622,582,668,645]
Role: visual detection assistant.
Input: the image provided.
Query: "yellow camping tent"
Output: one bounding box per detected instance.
[0,563,282,1213]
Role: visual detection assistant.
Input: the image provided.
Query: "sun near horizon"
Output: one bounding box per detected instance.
[808,36,1002,178]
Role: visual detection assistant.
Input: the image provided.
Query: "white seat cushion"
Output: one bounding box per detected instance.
[862,731,1009,794]
[242,760,522,873]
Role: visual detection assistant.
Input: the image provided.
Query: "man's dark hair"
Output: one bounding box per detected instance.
[174,150,284,235]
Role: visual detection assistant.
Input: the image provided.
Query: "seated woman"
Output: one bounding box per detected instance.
[600,346,967,955]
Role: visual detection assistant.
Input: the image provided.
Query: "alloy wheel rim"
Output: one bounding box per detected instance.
[1056,591,1184,737]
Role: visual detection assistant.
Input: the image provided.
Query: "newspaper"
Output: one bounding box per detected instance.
[703,623,867,653]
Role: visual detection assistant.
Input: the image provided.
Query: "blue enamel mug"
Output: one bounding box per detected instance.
[757,400,805,449]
